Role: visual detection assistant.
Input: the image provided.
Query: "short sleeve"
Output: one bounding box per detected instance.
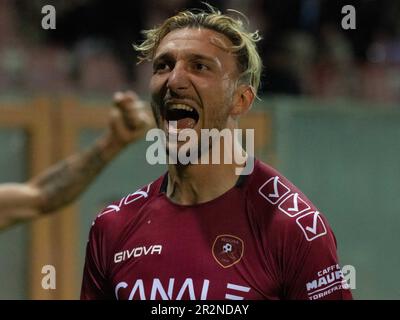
[281,213,353,300]
[80,221,111,300]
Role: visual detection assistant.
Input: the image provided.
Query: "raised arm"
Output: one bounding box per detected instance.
[0,91,152,230]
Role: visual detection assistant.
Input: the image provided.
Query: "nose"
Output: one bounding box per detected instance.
[166,61,190,92]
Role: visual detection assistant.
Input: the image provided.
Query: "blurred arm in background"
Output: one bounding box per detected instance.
[0,91,153,230]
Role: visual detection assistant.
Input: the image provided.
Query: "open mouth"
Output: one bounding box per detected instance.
[165,104,200,130]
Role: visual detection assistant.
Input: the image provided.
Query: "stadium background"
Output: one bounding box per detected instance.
[0,0,399,299]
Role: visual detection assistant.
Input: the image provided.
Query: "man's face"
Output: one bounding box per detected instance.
[149,27,240,151]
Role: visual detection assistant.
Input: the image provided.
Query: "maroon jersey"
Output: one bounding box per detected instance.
[81,159,352,300]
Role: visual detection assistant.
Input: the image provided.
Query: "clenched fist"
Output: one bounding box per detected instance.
[109,90,154,146]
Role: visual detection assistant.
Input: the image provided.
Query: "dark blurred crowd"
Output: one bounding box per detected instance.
[1,0,400,104]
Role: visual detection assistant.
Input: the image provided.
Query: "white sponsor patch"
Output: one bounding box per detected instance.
[306,264,350,300]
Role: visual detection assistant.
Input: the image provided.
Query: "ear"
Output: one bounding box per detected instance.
[230,85,255,117]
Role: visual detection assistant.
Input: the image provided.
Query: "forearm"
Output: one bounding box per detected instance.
[0,91,149,230]
[31,131,125,213]
[0,184,42,229]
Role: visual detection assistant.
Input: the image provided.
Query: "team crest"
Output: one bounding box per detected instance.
[212,235,244,268]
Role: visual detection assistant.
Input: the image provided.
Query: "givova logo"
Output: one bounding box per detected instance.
[114,245,162,263]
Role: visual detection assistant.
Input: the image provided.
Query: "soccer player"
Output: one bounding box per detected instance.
[81,7,353,300]
[0,91,152,230]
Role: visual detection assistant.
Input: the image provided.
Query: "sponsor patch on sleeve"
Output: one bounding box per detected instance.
[306,264,350,300]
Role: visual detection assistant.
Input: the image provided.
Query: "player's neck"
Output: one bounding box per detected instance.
[166,143,247,205]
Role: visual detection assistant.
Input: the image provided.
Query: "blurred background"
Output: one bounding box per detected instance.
[0,0,399,299]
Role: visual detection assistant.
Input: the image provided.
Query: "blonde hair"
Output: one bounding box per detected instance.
[134,5,262,94]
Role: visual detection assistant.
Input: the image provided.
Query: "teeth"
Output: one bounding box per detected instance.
[168,104,195,112]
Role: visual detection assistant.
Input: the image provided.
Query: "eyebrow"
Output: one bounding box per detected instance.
[187,53,218,64]
[153,52,219,66]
